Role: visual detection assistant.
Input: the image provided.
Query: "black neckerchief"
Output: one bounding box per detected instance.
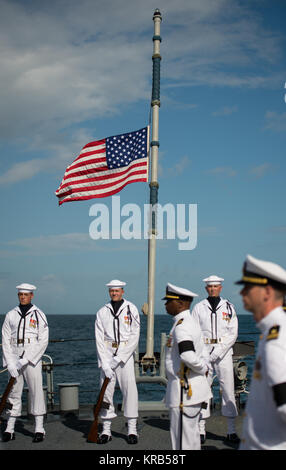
[207,297,221,343]
[111,299,124,315]
[109,299,124,356]
[17,303,33,344]
[19,303,33,316]
[207,296,221,312]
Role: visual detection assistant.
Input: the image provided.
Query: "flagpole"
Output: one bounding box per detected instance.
[143,9,162,369]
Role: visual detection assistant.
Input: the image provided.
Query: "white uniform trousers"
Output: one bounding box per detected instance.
[201,350,237,419]
[99,355,138,420]
[170,404,201,450]
[7,360,46,417]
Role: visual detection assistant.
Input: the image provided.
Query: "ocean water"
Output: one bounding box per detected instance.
[0,313,259,407]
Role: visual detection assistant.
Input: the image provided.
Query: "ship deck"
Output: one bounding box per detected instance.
[0,404,243,452]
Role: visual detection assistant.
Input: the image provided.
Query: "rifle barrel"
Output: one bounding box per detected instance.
[87,376,110,443]
[0,377,16,419]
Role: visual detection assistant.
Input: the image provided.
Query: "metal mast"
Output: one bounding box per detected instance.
[143,9,162,370]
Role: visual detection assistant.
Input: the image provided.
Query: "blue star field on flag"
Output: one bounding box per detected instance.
[106,127,148,169]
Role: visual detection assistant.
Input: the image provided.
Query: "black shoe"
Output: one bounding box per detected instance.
[127,434,138,444]
[97,434,112,444]
[200,434,206,444]
[225,433,240,444]
[32,432,45,443]
[1,432,15,442]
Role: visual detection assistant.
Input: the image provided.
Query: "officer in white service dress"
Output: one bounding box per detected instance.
[237,255,286,450]
[163,283,212,450]
[95,280,140,444]
[191,275,239,443]
[1,283,49,443]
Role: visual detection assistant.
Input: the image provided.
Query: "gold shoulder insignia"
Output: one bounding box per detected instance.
[176,318,184,326]
[266,325,280,341]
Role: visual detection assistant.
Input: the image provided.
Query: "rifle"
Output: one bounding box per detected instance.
[87,376,110,443]
[0,377,16,422]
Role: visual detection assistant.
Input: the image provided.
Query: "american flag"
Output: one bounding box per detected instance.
[55,127,149,205]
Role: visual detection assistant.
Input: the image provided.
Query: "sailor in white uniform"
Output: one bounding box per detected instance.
[95,279,140,444]
[237,255,286,450]
[191,275,239,443]
[163,283,212,450]
[1,283,49,443]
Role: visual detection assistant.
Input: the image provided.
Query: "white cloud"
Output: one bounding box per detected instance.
[270,226,286,232]
[249,162,273,178]
[0,158,47,185]
[0,232,148,257]
[264,111,286,132]
[5,233,94,254]
[0,128,94,185]
[0,0,284,184]
[207,166,237,177]
[164,156,191,177]
[212,105,238,117]
[37,274,66,296]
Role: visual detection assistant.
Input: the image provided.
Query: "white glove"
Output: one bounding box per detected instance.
[110,356,121,370]
[102,366,115,379]
[209,352,219,363]
[7,364,19,378]
[17,357,29,371]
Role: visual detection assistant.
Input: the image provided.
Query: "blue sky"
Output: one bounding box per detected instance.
[0,0,285,318]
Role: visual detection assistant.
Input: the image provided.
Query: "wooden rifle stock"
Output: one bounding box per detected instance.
[87,376,110,443]
[0,376,16,421]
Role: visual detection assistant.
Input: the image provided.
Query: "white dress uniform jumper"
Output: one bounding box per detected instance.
[2,301,49,437]
[95,295,140,439]
[191,287,238,437]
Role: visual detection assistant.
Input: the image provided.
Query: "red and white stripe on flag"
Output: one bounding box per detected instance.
[55,126,149,205]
